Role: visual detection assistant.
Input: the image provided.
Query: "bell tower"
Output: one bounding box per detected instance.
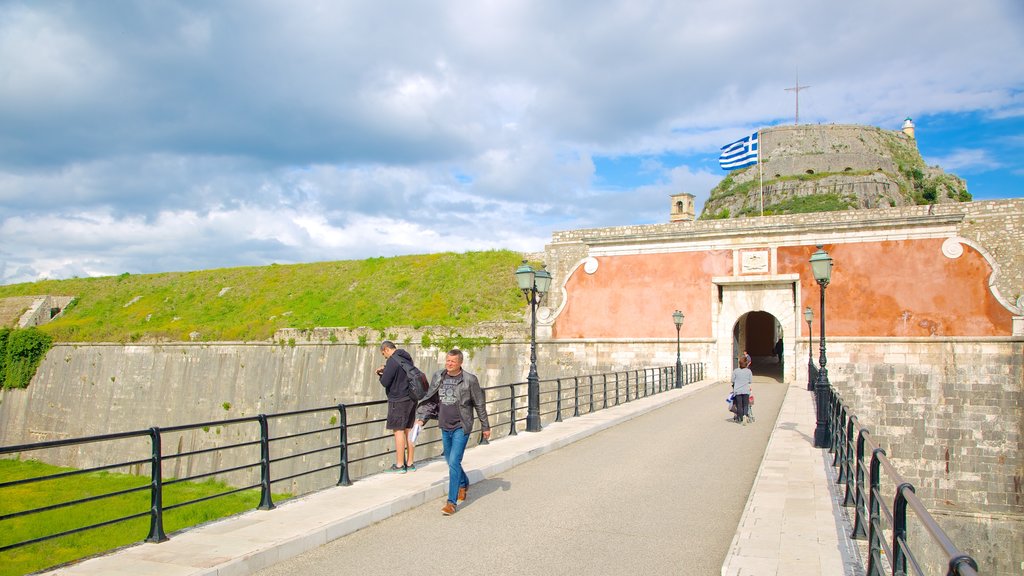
[670,193,695,222]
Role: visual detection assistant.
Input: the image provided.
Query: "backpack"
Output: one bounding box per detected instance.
[392,353,430,401]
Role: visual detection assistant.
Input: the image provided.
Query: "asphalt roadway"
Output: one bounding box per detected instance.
[252,377,787,576]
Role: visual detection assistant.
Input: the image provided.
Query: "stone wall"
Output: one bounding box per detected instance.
[0,338,697,494]
[546,199,1024,320]
[810,336,1023,575]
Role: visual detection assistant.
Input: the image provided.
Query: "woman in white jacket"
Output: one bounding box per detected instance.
[731,356,753,425]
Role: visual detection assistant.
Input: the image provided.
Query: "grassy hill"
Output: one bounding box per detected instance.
[0,250,529,343]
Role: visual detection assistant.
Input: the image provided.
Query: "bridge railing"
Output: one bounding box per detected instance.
[825,389,980,576]
[0,362,703,561]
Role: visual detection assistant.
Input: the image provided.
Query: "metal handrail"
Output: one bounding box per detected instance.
[0,362,704,562]
[825,389,980,576]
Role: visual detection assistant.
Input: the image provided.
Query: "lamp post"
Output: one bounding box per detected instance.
[804,306,814,391]
[515,260,552,432]
[809,245,833,448]
[672,310,684,388]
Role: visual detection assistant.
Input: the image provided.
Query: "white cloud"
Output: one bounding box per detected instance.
[923,149,1001,173]
[1,0,1023,284]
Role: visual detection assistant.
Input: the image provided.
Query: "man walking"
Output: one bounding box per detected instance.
[377,341,417,473]
[415,348,490,515]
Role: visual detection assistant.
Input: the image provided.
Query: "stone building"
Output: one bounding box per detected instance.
[537,197,1024,573]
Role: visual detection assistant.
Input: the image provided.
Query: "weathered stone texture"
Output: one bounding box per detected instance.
[818,337,1023,575]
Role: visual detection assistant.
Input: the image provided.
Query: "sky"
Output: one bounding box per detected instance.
[1,1,1023,285]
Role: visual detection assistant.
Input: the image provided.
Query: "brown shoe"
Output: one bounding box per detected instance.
[457,486,467,503]
[441,502,456,516]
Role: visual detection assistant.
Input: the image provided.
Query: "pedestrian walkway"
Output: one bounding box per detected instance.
[721,380,864,576]
[41,378,860,576]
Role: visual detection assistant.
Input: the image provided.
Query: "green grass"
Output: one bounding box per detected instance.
[0,250,528,343]
[0,459,292,576]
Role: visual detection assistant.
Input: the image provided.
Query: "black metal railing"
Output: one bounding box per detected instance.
[0,362,704,560]
[824,389,980,576]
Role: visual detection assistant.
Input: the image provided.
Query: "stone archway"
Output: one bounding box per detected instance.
[732,311,784,380]
[713,275,802,382]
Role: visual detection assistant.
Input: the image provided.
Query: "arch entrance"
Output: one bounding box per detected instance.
[713,274,802,382]
[732,311,783,379]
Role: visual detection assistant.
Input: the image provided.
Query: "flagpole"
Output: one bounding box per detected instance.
[758,130,763,217]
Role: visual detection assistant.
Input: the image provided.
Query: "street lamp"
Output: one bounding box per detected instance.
[516,260,552,432]
[672,310,684,388]
[809,245,833,448]
[804,306,814,391]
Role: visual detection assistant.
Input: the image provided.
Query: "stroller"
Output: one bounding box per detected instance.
[727,392,755,423]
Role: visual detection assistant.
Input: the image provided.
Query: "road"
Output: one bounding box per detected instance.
[253,377,786,576]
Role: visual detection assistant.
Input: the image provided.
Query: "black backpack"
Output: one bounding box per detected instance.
[392,354,429,401]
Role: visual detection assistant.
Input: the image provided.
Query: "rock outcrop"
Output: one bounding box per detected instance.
[701,124,970,219]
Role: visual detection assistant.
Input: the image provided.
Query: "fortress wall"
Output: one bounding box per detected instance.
[547,199,1024,321]
[0,338,700,492]
[763,153,898,177]
[816,337,1024,574]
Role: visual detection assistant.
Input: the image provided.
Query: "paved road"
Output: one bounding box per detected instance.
[253,377,786,576]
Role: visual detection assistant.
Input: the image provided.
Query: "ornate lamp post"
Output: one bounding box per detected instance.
[672,310,684,388]
[808,245,834,448]
[515,260,552,432]
[804,306,814,391]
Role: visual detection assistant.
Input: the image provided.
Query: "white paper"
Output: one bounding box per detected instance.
[409,422,422,444]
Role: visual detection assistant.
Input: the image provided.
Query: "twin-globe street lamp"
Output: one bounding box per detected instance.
[808,245,834,448]
[515,260,552,432]
[804,306,814,391]
[673,310,684,388]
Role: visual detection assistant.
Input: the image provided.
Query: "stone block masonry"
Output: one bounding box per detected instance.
[820,337,1023,575]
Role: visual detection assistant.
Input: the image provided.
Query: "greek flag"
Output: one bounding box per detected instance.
[719,132,759,170]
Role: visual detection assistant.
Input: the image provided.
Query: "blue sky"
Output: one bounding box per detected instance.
[1,1,1022,285]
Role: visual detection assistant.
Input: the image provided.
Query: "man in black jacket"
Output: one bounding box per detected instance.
[415,348,490,515]
[377,340,417,473]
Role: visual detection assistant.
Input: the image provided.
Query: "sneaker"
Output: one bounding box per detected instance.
[406,463,416,472]
[742,419,747,426]
[457,486,467,503]
[386,464,406,474]
[441,502,456,515]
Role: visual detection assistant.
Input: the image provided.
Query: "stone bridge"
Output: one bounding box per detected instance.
[41,372,864,576]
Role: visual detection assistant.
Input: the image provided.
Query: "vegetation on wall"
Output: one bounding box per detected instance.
[752,193,855,216]
[0,328,53,389]
[0,251,527,344]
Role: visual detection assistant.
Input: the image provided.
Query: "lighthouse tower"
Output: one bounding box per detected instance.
[902,117,916,139]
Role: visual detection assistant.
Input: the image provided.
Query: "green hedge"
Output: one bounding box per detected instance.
[1,327,53,389]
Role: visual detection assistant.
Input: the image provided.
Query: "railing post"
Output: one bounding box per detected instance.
[555,378,564,423]
[892,483,914,576]
[851,427,868,539]
[573,377,580,417]
[257,414,275,510]
[509,383,518,436]
[867,447,886,576]
[832,403,844,467]
[624,372,630,403]
[145,427,168,543]
[589,375,595,413]
[337,404,351,486]
[842,417,856,507]
[602,374,608,409]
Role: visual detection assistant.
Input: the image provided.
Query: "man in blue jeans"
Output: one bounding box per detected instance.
[415,348,490,515]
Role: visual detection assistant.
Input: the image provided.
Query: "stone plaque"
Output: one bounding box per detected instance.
[740,250,769,274]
